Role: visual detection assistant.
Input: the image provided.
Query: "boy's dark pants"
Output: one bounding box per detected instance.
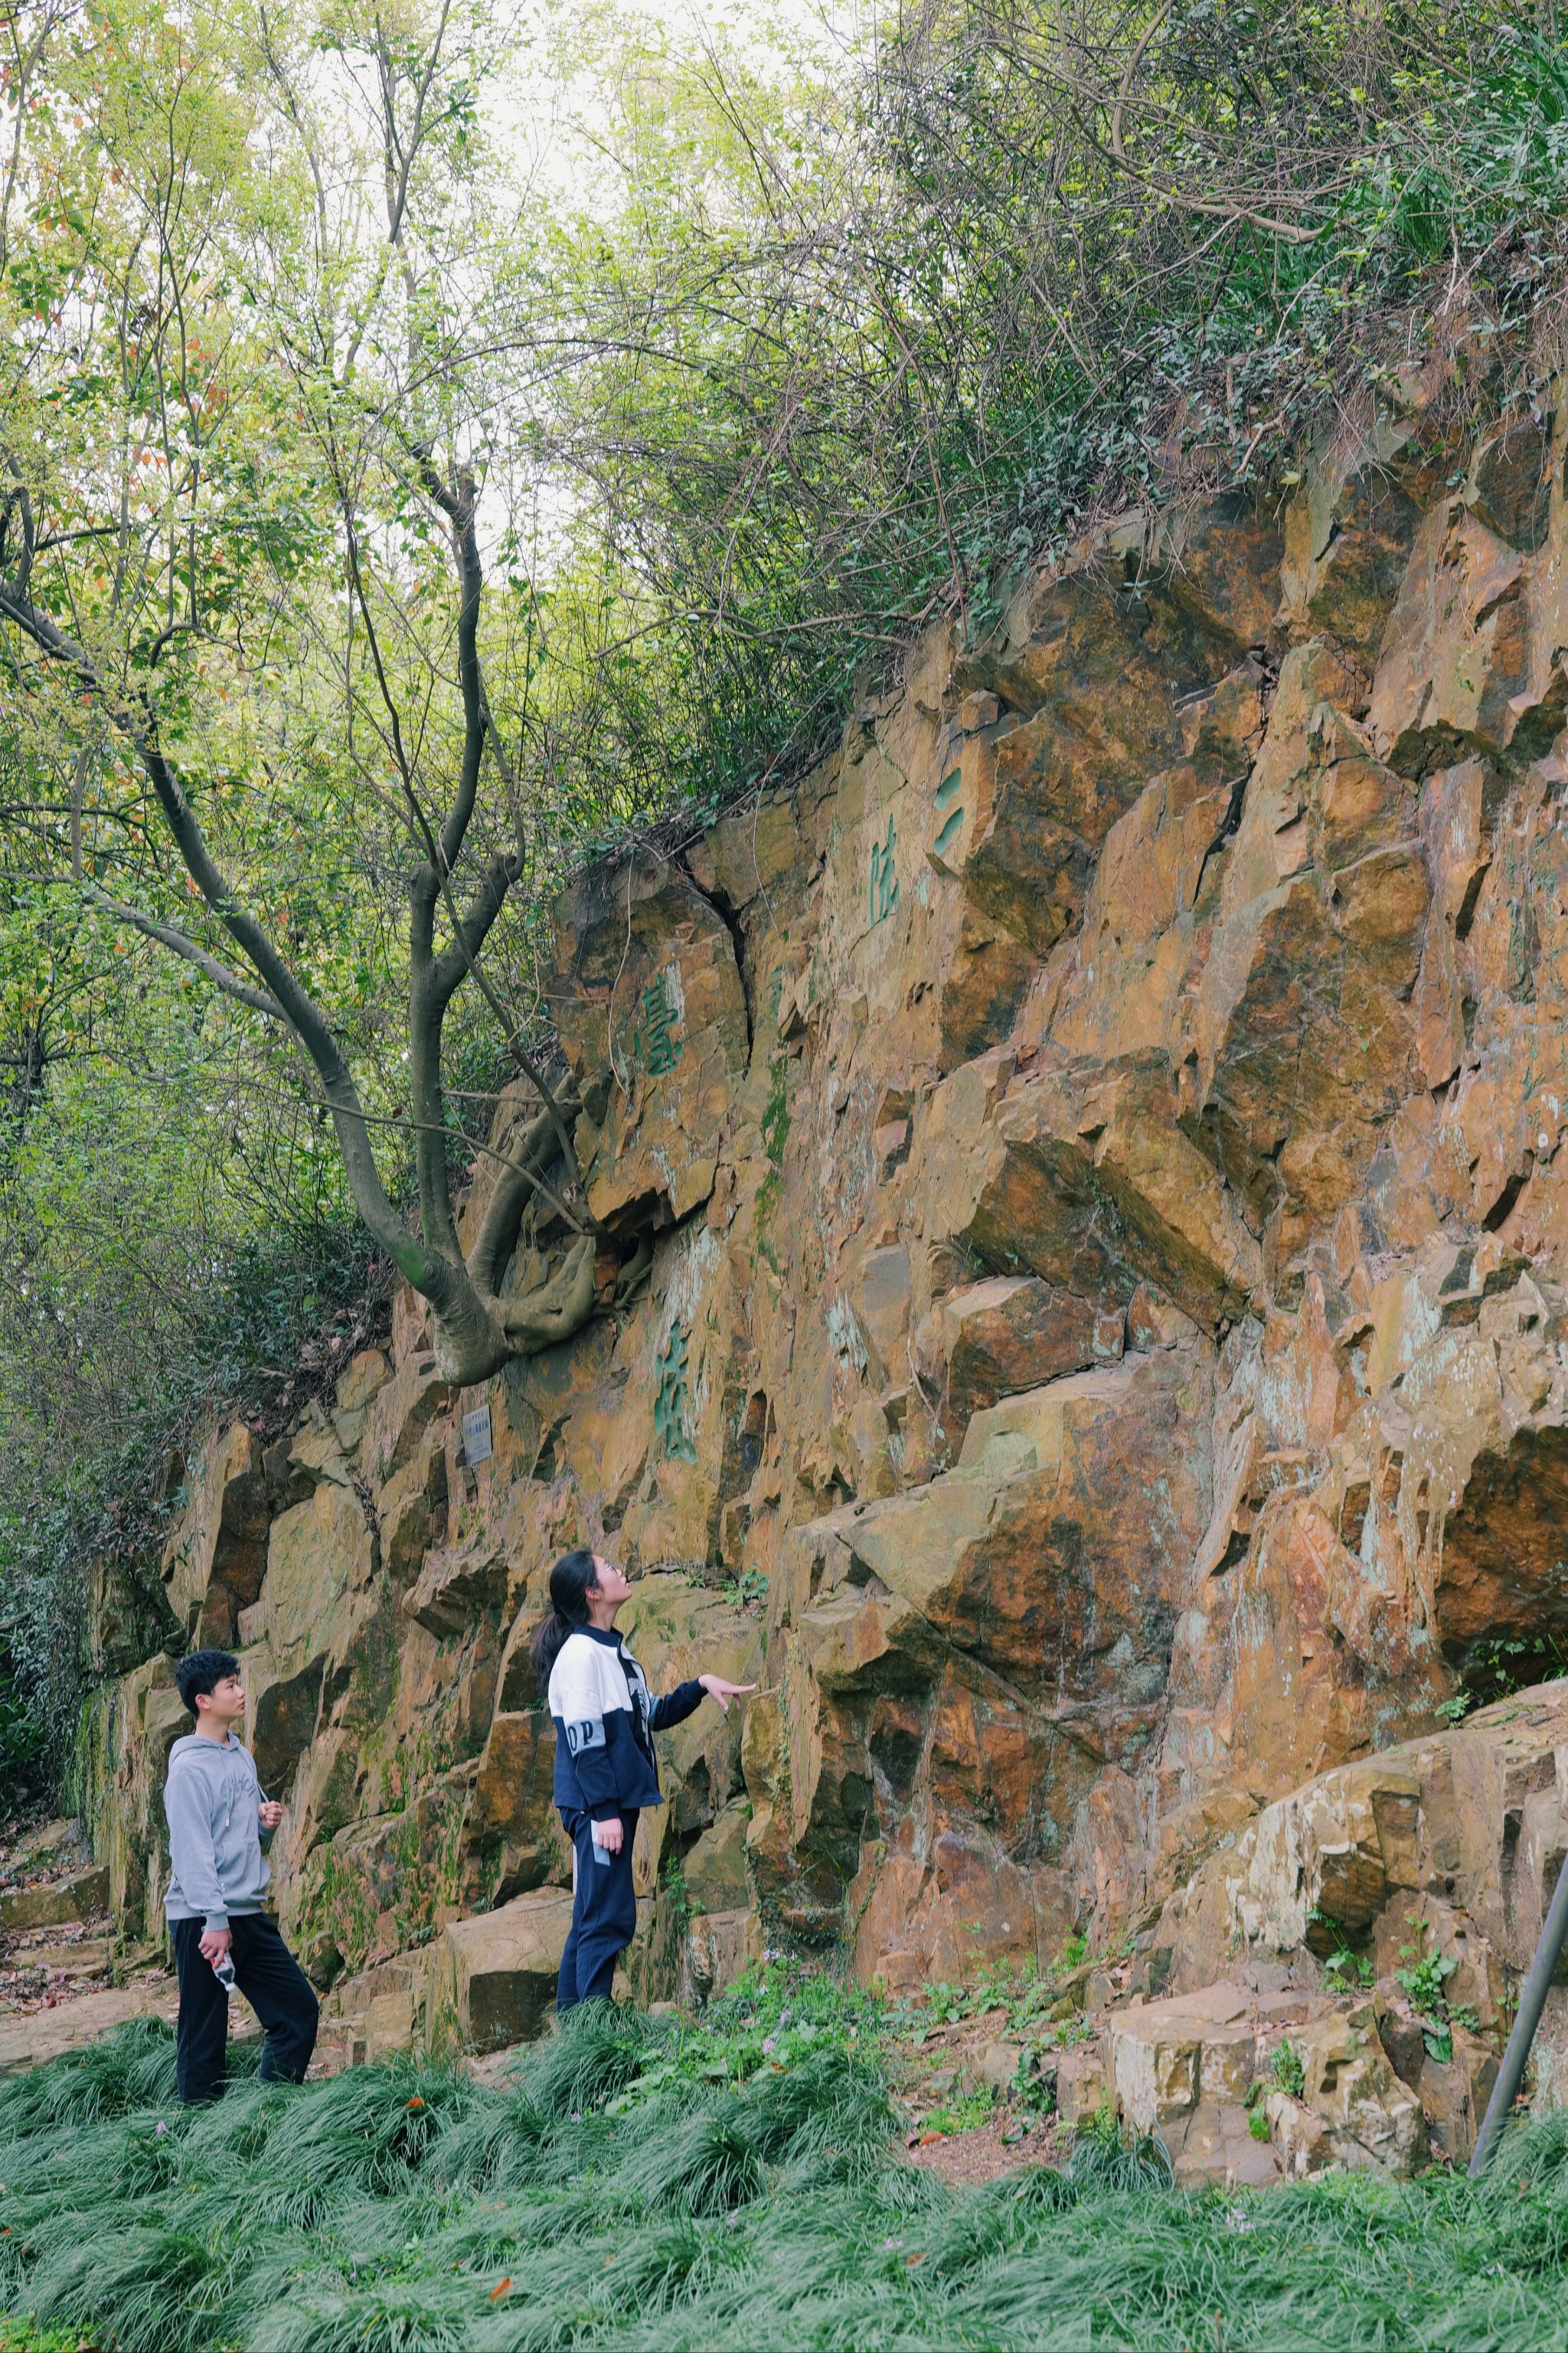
[557,1809,640,2011]
[172,1913,319,2103]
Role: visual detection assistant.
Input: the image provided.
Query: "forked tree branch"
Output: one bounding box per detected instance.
[469,1090,587,1291]
[87,886,285,1019]
[403,441,591,1203]
[0,573,436,1293]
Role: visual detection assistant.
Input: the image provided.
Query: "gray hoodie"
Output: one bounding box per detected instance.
[163,1731,273,1930]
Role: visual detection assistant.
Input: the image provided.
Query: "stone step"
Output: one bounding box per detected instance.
[0,1865,110,1933]
[5,1937,112,1974]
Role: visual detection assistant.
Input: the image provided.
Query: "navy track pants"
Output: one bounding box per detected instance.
[557,1808,639,2011]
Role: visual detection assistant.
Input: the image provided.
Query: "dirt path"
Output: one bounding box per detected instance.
[0,1811,181,2076]
[0,1976,180,2074]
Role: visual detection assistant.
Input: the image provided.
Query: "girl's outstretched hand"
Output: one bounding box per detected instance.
[698,1673,757,1715]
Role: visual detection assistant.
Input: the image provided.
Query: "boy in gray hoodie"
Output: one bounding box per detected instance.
[165,1649,318,2103]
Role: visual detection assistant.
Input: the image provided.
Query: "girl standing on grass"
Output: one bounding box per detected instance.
[531,1549,755,2011]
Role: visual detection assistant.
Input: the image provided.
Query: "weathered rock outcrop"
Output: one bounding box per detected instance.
[76,382,1568,2152]
[1108,1979,1429,2183]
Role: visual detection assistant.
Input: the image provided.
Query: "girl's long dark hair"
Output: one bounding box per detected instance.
[530,1548,600,1682]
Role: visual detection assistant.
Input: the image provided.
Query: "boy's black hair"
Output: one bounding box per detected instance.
[174,1649,240,1717]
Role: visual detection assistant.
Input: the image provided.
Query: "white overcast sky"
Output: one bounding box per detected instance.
[485,0,879,204]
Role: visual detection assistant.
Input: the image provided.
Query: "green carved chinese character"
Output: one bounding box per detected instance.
[933,766,964,858]
[868,814,899,926]
[639,970,681,1077]
[653,1319,697,1462]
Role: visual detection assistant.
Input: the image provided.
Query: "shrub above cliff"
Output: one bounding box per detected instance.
[537,0,1568,812]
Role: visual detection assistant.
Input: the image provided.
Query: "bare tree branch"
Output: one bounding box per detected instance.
[87,889,285,1021]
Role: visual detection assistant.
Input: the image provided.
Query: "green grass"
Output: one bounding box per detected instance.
[0,2322,94,2353]
[904,1953,1102,2045]
[920,2086,997,2139]
[5,1978,1568,2348]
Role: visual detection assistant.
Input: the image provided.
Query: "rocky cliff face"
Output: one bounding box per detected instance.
[80,383,1568,2106]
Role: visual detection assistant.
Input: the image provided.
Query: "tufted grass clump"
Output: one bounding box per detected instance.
[8,1992,1568,2347]
[0,2011,194,2132]
[504,1988,671,2123]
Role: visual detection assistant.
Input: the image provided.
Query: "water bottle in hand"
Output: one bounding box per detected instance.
[213,1955,239,1999]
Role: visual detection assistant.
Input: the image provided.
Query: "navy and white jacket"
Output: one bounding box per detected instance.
[547,1626,704,1820]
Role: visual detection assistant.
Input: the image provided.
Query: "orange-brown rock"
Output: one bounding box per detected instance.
[916,1276,1125,1438]
[70,390,1568,2136]
[161,1422,271,1648]
[550,854,750,1230]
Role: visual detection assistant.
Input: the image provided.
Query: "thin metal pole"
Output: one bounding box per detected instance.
[1470,1849,1568,2177]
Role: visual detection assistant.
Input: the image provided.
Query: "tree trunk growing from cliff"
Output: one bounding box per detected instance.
[0,488,601,1384]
